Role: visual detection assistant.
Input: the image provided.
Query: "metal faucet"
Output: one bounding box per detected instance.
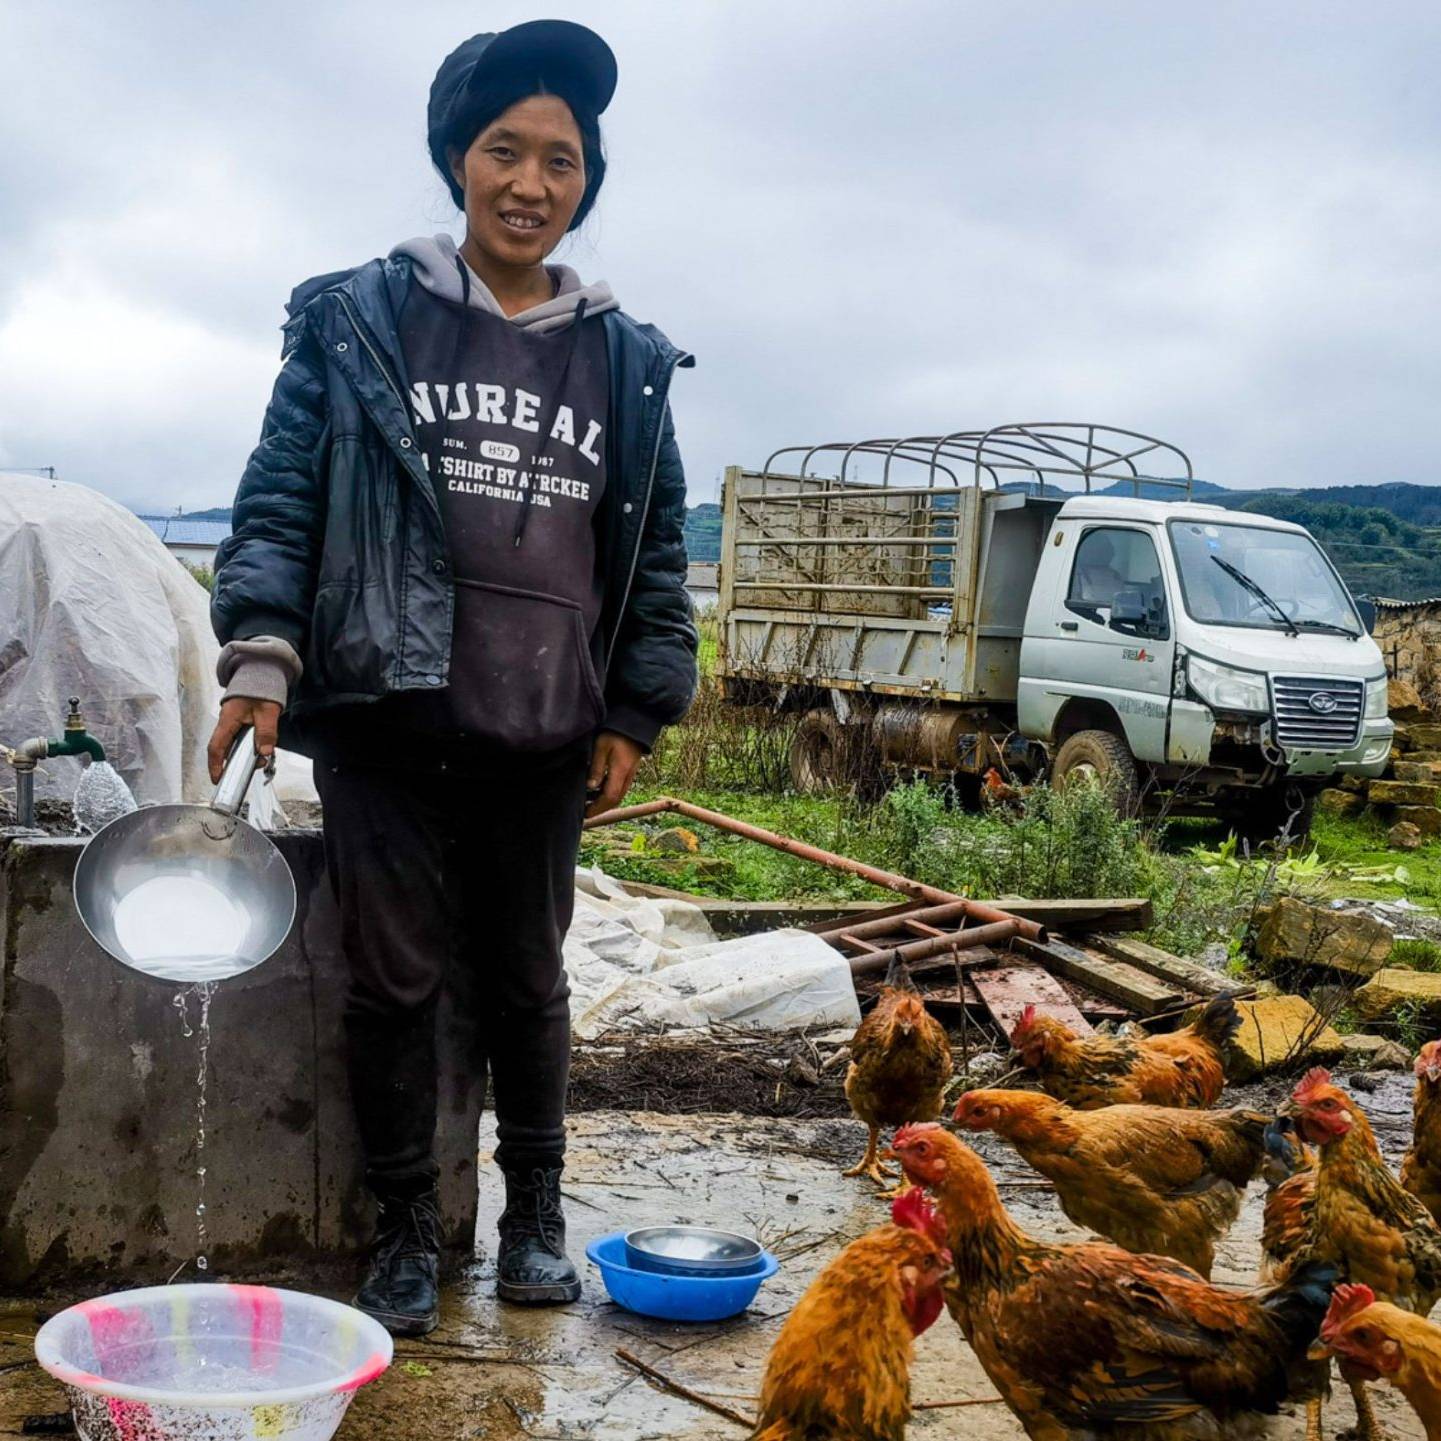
[7,698,107,828]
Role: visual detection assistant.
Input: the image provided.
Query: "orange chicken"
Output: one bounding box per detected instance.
[1009,993,1239,1109]
[1314,1283,1441,1441]
[1403,1039,1441,1225]
[889,1122,1335,1440]
[753,1188,953,1441]
[1283,1067,1441,1441]
[842,957,952,1189]
[953,1088,1267,1278]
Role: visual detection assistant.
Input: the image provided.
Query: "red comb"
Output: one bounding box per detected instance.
[1321,1283,1376,1343]
[1291,1067,1333,1105]
[891,1186,947,1246]
[893,1122,943,1149]
[1011,1005,1037,1041]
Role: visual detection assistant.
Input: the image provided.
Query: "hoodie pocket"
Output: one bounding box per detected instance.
[446,579,605,751]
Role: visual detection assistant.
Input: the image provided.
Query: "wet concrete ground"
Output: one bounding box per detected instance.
[0,1085,1429,1438]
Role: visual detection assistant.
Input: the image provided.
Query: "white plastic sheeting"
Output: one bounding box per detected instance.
[567,867,861,1037]
[0,472,315,821]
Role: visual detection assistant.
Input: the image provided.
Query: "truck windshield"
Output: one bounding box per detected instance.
[1168,519,1360,635]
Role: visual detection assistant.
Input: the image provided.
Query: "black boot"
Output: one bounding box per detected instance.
[354,1184,442,1337]
[497,1166,581,1305]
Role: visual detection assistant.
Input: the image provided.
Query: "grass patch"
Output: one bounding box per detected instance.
[1390,938,1441,972]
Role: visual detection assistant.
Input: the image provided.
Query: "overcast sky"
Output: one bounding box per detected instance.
[1,1,1437,513]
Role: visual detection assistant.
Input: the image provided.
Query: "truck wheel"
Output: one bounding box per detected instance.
[1052,730,1142,815]
[790,710,849,793]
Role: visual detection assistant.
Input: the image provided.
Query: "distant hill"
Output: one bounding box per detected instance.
[682,502,722,563]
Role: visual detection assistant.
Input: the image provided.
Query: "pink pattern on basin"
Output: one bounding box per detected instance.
[338,1352,389,1393]
[230,1284,285,1370]
[105,1396,160,1440]
[80,1299,157,1378]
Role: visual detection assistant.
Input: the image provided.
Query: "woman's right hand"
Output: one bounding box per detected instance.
[207,697,282,783]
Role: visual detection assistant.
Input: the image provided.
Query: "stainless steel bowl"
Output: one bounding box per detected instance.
[623,1226,764,1276]
[73,728,296,984]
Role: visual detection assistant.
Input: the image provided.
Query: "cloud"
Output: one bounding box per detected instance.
[1,0,1437,512]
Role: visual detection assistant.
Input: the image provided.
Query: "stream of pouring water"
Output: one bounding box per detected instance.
[172,982,216,1273]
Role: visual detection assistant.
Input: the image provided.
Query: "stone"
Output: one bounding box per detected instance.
[1226,996,1346,1081]
[1389,677,1431,724]
[1409,751,1441,765]
[1254,897,1394,977]
[1390,821,1424,850]
[1403,725,1441,752]
[652,826,701,855]
[1341,1032,1413,1071]
[1392,806,1441,838]
[1395,761,1441,785]
[1355,968,1441,1026]
[1368,780,1441,808]
[1340,774,1370,793]
[1318,788,1365,815]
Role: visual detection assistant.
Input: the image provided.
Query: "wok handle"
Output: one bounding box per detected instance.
[211,725,262,817]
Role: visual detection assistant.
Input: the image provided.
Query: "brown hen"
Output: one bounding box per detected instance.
[752,1188,952,1441]
[1402,1039,1441,1225]
[954,1088,1267,1278]
[1009,993,1239,1110]
[890,1122,1335,1441]
[842,956,951,1190]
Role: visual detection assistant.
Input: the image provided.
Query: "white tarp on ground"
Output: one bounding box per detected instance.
[0,472,315,822]
[567,867,861,1036]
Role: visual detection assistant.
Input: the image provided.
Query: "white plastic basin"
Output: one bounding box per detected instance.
[34,1284,392,1440]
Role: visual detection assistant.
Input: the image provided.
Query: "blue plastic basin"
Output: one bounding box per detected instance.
[586,1232,779,1321]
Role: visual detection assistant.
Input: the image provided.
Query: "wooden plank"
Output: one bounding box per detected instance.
[1083,934,1232,997]
[1013,936,1183,1015]
[996,897,1154,932]
[972,964,1094,1037]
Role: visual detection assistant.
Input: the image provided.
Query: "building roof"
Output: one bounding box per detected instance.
[1370,595,1441,611]
[137,516,232,545]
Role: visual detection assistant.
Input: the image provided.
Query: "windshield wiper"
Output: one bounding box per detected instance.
[1210,556,1299,636]
[1293,619,1360,639]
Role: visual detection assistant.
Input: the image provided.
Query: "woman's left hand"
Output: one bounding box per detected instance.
[585,731,645,818]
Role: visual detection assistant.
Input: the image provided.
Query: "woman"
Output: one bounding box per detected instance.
[208,20,696,1337]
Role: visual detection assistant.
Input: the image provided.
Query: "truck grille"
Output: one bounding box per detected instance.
[1272,676,1363,751]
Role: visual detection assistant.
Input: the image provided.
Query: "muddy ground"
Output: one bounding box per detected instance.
[0,1075,1427,1439]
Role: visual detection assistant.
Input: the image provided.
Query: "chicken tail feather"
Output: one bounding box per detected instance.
[1261,1259,1339,1355]
[883,952,917,992]
[1191,992,1243,1050]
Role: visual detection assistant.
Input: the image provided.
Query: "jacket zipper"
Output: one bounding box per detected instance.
[608,350,691,654]
[334,293,441,525]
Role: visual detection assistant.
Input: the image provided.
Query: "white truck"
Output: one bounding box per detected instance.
[715,423,1393,838]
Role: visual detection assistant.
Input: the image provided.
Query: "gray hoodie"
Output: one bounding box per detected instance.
[217,237,620,708]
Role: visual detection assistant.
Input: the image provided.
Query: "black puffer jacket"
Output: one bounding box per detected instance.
[211,256,697,751]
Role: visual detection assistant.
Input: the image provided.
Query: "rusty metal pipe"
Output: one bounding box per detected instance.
[818,897,1046,946]
[586,795,963,906]
[847,920,1022,977]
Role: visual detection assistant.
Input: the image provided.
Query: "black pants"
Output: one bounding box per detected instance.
[314,739,589,1191]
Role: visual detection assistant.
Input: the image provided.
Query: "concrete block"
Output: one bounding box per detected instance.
[1226,996,1345,1081]
[1255,897,1393,978]
[0,833,485,1293]
[1368,780,1441,808]
[1354,968,1441,1027]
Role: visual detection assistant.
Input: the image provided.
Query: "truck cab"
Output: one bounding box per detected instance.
[1019,496,1393,829]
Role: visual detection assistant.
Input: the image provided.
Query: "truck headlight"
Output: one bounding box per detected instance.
[1188,655,1270,714]
[1365,675,1390,720]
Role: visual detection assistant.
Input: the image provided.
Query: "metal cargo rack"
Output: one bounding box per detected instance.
[718,422,1193,704]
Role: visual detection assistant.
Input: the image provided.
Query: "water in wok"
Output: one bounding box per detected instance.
[73,728,296,983]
